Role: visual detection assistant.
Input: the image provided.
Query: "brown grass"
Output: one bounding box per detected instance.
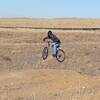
[0,18,100,100]
[0,18,100,28]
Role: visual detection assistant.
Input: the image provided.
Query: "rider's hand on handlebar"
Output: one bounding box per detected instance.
[43,39,45,42]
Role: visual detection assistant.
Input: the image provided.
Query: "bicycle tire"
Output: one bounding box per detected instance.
[56,49,65,62]
[42,47,48,60]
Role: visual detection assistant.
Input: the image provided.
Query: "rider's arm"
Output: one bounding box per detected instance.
[43,37,49,42]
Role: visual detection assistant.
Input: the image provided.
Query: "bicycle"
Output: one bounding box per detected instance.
[42,40,65,62]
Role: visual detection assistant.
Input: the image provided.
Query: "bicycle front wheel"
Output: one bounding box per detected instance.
[42,47,48,60]
[56,49,65,62]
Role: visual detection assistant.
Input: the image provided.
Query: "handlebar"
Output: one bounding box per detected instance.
[44,40,52,46]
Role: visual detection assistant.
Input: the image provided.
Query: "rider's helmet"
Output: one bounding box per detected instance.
[48,31,53,38]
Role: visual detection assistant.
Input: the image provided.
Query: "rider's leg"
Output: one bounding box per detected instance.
[52,43,59,56]
[51,43,55,56]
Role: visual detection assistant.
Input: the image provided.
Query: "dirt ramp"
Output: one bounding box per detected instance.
[0,69,100,100]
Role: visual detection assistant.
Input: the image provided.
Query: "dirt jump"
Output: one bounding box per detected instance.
[0,18,100,100]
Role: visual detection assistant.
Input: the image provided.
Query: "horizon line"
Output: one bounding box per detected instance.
[0,17,100,19]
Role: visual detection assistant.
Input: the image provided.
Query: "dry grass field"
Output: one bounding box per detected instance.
[0,18,100,28]
[0,18,100,100]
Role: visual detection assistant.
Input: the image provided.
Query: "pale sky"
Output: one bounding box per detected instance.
[0,0,100,18]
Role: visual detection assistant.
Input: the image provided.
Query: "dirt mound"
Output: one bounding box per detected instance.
[0,69,100,100]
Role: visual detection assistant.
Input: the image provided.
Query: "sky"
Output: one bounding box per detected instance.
[0,0,100,18]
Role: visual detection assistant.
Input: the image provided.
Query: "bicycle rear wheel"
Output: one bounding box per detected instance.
[56,49,65,62]
[42,47,48,60]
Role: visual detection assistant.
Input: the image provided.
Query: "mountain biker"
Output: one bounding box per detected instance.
[43,31,61,57]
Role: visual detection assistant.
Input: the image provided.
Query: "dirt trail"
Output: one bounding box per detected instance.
[0,69,100,100]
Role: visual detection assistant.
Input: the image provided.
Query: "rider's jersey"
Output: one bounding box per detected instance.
[43,34,61,43]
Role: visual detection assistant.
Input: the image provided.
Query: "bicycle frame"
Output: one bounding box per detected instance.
[43,41,65,62]
[46,41,60,55]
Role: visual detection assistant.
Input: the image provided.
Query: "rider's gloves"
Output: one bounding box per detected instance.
[43,38,45,42]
